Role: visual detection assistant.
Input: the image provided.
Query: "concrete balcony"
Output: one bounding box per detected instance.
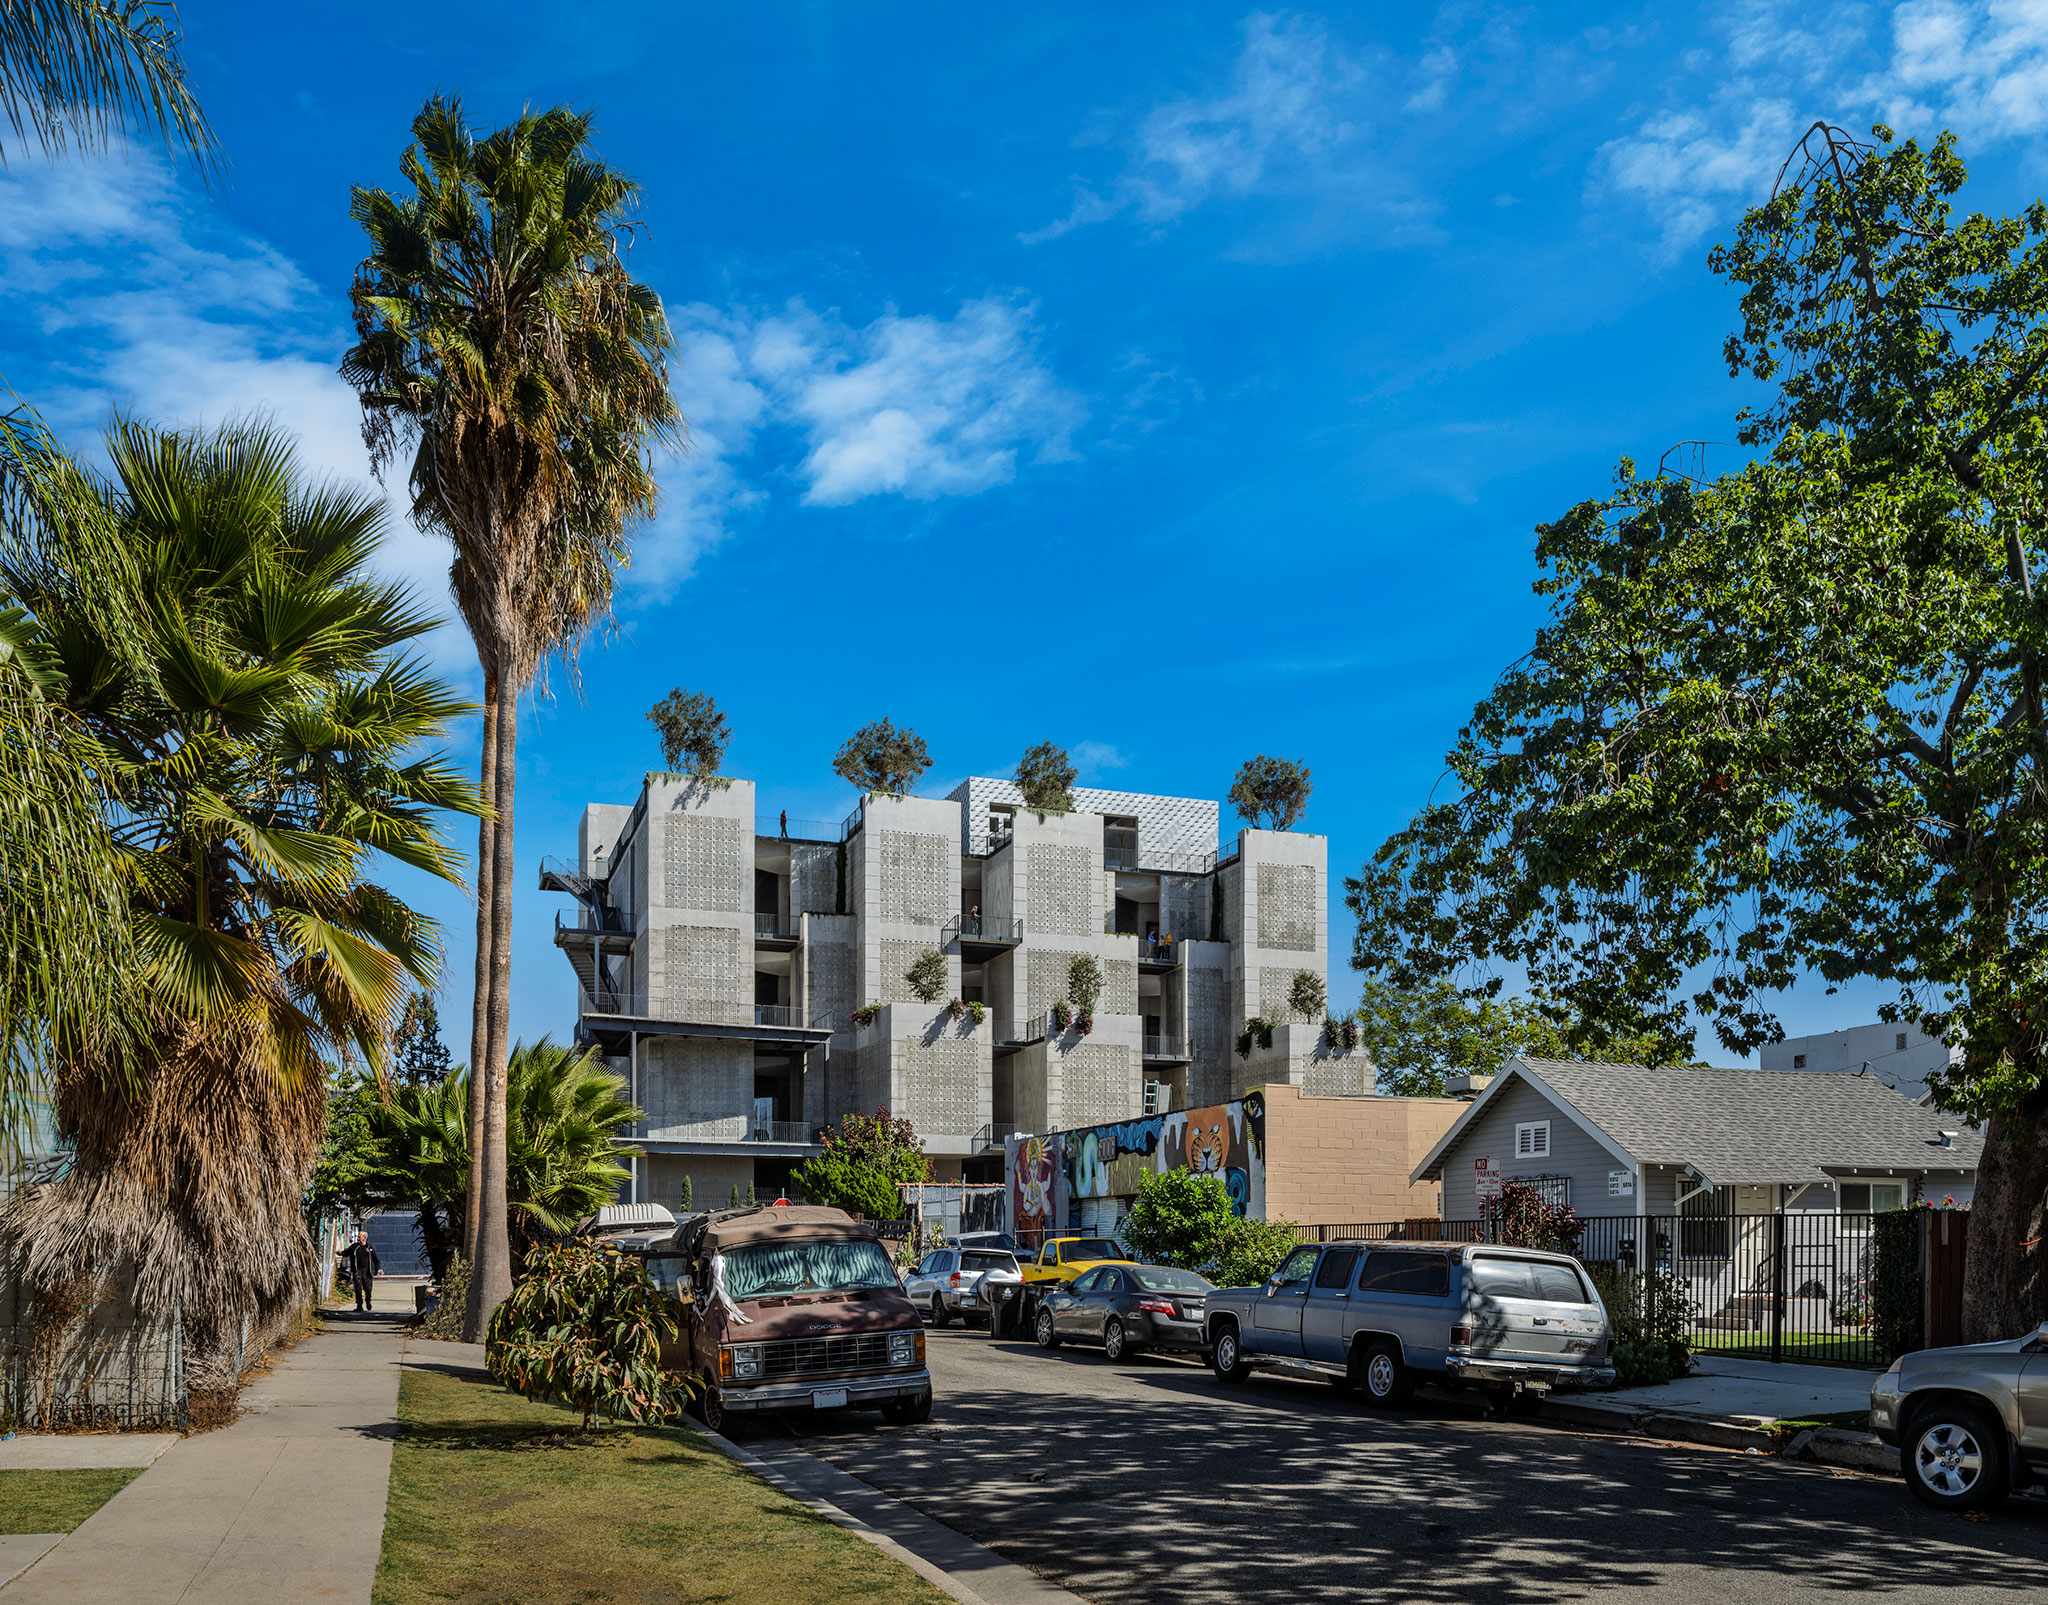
[637,1113,824,1158]
[753,910,801,951]
[576,989,834,1054]
[1142,1033,1191,1064]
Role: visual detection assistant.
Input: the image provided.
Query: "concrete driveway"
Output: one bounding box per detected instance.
[749,1326,2048,1605]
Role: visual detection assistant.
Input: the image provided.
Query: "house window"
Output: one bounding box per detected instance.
[1841,1182,1906,1227]
[1514,1121,1550,1160]
[1895,1032,1908,1051]
[1792,1054,1807,1068]
[1679,1185,1734,1259]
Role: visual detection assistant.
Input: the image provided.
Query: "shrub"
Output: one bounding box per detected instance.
[412,1256,471,1341]
[850,1002,882,1027]
[788,1151,901,1220]
[905,948,948,1004]
[1212,1216,1302,1288]
[1065,954,1103,1013]
[1228,755,1312,830]
[486,1242,686,1431]
[1120,1169,1236,1269]
[1235,1016,1276,1058]
[1487,1181,1584,1252]
[1871,1210,1923,1363]
[1587,1264,1695,1387]
[1287,970,1325,1023]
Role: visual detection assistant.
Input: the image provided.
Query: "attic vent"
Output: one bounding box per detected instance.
[1514,1120,1550,1160]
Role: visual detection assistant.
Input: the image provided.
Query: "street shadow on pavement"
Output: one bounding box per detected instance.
[760,1334,2048,1605]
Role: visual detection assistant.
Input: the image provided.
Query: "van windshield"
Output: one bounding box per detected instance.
[723,1239,899,1299]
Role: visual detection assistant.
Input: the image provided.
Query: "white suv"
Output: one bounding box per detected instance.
[905,1246,1022,1327]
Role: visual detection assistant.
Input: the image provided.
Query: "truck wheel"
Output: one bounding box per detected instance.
[1211,1324,1251,1383]
[696,1372,736,1436]
[1904,1404,2011,1511]
[1359,1340,1413,1408]
[1034,1307,1062,1349]
[881,1389,933,1426]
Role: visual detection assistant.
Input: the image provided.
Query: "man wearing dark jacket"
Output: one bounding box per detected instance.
[339,1229,380,1312]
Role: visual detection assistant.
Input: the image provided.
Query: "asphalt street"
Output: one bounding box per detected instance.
[752,1325,2048,1605]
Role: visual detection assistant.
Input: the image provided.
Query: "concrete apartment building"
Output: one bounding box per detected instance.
[1759,1020,1959,1106]
[543,772,1370,1209]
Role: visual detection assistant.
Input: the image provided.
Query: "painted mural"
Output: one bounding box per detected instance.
[1007,1093,1266,1236]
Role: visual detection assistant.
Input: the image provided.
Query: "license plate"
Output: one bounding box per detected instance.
[811,1388,849,1409]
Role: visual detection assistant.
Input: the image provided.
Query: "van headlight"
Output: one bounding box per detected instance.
[889,1330,917,1366]
[728,1343,763,1379]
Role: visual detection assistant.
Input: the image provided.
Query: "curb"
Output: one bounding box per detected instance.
[1536,1398,1895,1472]
[692,1424,1084,1605]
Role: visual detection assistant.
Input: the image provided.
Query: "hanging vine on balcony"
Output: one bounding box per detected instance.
[850,1002,882,1028]
[1236,1016,1276,1058]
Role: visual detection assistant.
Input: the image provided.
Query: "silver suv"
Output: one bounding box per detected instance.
[1204,1240,1616,1406]
[905,1246,1022,1327]
[1869,1322,2048,1510]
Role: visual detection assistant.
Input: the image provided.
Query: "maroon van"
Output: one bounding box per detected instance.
[659,1205,932,1432]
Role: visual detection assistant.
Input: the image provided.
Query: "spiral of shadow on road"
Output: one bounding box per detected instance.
[762,1333,2048,1605]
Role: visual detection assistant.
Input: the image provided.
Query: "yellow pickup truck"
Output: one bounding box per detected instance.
[1019,1236,1132,1288]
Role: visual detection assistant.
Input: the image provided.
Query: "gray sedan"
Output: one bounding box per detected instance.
[1033,1263,1214,1361]
[1870,1320,2048,1510]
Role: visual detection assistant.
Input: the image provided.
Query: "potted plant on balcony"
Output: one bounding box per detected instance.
[850,1002,882,1029]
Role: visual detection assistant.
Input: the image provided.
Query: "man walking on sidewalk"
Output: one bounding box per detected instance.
[339,1228,380,1312]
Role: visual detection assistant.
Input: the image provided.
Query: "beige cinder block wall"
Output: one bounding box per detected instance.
[1258,1086,1465,1224]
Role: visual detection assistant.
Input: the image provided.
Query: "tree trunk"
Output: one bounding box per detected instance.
[1959,1098,2048,1342]
[464,690,519,1340]
[417,1207,451,1285]
[461,673,500,1269]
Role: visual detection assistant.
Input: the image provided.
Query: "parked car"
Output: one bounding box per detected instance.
[1204,1240,1616,1407]
[1033,1263,1215,1361]
[905,1246,1023,1326]
[1869,1321,2048,1510]
[956,1230,1019,1252]
[665,1205,933,1432]
[1017,1236,1134,1324]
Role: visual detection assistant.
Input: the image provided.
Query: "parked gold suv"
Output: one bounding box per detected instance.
[1870,1321,2048,1510]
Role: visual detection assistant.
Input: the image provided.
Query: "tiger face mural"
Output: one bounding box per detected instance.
[1184,1107,1229,1174]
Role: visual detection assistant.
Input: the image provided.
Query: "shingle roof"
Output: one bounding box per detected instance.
[1420,1058,1983,1186]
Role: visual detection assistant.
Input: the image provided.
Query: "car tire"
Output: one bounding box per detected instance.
[881,1389,933,1426]
[1904,1403,2011,1511]
[1035,1307,1062,1349]
[1358,1340,1413,1408]
[1103,1317,1130,1362]
[930,1295,951,1329]
[1211,1324,1251,1384]
[697,1372,736,1437]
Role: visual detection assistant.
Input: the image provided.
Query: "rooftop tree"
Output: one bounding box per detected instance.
[1016,740,1076,811]
[1229,756,1311,831]
[1350,125,2048,1341]
[832,717,929,798]
[647,687,728,779]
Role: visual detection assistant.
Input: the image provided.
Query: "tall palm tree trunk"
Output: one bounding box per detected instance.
[465,689,519,1336]
[460,671,499,1269]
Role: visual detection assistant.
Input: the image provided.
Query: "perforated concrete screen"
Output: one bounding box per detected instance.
[947,776,1220,858]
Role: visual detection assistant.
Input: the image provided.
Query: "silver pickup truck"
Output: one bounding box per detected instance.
[1204,1239,1617,1407]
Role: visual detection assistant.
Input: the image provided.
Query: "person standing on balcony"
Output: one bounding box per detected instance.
[779,810,787,838]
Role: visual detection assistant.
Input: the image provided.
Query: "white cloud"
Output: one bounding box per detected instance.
[0,155,466,665]
[1598,98,1801,251]
[1071,740,1130,777]
[1026,11,1370,240]
[1882,0,2048,139]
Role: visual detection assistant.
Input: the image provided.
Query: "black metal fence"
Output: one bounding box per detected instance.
[1294,1212,1923,1368]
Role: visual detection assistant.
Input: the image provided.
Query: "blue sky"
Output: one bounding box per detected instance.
[6,1,2047,1063]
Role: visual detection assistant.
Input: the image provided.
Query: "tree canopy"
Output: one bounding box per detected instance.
[1016,741,1076,811]
[1229,756,1311,831]
[1349,125,2048,1336]
[647,687,729,778]
[1353,980,1672,1097]
[832,718,930,797]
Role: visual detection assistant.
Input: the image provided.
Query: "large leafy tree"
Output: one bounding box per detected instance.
[1355,980,1673,1097]
[1351,126,2048,1339]
[0,418,478,1390]
[343,97,679,1337]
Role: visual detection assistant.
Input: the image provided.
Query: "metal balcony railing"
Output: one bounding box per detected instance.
[755,815,839,842]
[748,1119,820,1145]
[578,992,831,1032]
[1143,1034,1189,1060]
[556,906,631,937]
[754,911,799,940]
[972,1122,1020,1153]
[945,913,1022,943]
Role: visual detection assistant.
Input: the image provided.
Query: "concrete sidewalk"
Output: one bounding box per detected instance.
[1542,1353,1892,1468]
[2,1287,410,1603]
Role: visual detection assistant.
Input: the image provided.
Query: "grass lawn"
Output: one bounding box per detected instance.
[375,1367,952,1605]
[1765,1410,1873,1436]
[0,1469,142,1533]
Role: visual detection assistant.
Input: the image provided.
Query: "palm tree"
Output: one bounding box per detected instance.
[363,1038,637,1277]
[0,0,213,168]
[341,97,679,1337]
[0,417,480,1400]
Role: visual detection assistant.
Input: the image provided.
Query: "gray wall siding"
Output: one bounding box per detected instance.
[1438,1076,1630,1219]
